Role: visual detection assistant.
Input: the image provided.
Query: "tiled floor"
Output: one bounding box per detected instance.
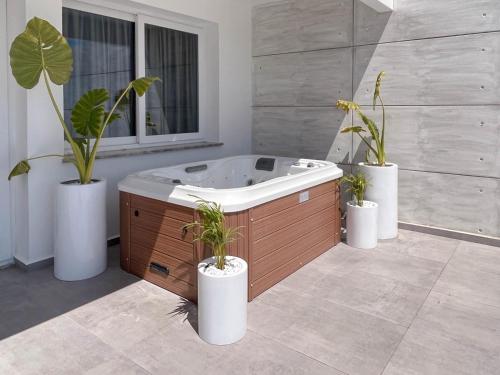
[1,229,499,375]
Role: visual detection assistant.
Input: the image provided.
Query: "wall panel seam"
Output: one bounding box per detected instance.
[253,29,500,59]
[340,164,500,180]
[253,45,353,58]
[354,28,500,49]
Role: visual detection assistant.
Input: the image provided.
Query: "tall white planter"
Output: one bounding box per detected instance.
[197,256,247,345]
[358,163,398,239]
[54,179,107,281]
[346,201,378,249]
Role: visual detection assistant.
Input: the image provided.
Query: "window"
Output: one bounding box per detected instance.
[145,24,199,136]
[62,2,208,148]
[63,8,136,139]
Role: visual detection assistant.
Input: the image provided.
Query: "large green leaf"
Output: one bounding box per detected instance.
[8,160,31,180]
[359,112,380,142]
[9,17,73,89]
[131,76,160,97]
[71,89,109,137]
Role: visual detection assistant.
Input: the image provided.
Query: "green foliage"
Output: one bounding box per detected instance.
[7,17,159,184]
[184,198,241,271]
[8,160,31,180]
[341,173,368,207]
[9,17,73,89]
[131,77,159,97]
[71,89,110,138]
[337,71,387,166]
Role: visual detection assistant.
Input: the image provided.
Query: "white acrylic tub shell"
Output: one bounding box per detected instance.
[118,155,343,212]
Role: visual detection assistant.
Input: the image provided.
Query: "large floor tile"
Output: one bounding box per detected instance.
[321,244,445,289]
[417,292,500,348]
[433,243,500,307]
[310,269,429,326]
[251,289,406,375]
[219,330,342,375]
[0,247,138,340]
[376,230,459,264]
[123,314,228,375]
[68,280,187,351]
[0,316,133,375]
[448,241,500,275]
[383,293,500,375]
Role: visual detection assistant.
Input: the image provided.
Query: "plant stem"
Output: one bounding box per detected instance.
[379,96,386,165]
[26,154,65,161]
[41,69,86,182]
[84,83,132,183]
[358,134,379,159]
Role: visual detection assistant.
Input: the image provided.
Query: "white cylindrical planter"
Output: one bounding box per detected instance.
[197,256,248,345]
[346,201,378,249]
[54,179,107,281]
[358,163,398,239]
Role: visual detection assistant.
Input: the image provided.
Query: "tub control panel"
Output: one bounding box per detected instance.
[299,191,310,203]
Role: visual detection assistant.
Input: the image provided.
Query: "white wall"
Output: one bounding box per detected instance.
[7,0,252,265]
[0,0,13,266]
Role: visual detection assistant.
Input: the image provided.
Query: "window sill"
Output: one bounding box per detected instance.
[63,141,224,162]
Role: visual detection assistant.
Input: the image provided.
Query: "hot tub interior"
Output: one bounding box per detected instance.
[148,156,328,189]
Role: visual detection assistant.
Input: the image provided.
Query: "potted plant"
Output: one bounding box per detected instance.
[341,173,378,249]
[337,71,398,239]
[7,17,158,280]
[185,198,247,345]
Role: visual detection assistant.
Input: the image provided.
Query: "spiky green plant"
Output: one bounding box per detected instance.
[341,173,368,207]
[184,198,241,270]
[7,17,159,183]
[337,71,387,166]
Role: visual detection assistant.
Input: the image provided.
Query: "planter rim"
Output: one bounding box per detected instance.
[347,200,378,209]
[59,178,106,186]
[358,162,398,168]
[198,256,248,279]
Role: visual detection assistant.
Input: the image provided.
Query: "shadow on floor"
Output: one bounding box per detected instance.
[169,298,198,333]
[0,245,138,340]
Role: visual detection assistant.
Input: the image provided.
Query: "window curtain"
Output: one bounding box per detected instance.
[63,8,136,138]
[145,24,199,135]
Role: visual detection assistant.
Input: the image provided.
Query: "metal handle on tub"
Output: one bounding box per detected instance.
[150,262,169,276]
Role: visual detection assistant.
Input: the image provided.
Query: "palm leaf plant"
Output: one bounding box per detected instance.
[184,198,241,270]
[7,17,159,183]
[341,173,368,207]
[336,71,387,166]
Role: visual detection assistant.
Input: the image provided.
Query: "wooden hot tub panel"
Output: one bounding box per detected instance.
[120,180,341,302]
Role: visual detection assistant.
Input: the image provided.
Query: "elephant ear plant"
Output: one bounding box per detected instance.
[8,17,159,183]
[184,198,241,270]
[337,71,387,166]
[341,173,368,207]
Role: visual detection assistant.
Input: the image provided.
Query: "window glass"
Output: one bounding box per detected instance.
[145,24,199,136]
[63,8,136,138]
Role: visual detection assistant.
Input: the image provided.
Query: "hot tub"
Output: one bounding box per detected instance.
[118,155,343,301]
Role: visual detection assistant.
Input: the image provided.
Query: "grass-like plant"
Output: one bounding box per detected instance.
[341,173,368,207]
[336,71,387,166]
[7,17,159,183]
[184,198,241,270]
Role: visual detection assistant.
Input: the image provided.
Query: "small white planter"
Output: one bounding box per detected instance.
[197,256,248,345]
[346,200,378,249]
[54,179,107,281]
[358,163,398,239]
